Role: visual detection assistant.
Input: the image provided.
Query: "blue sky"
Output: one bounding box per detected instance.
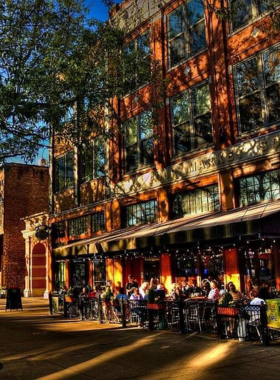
[85,0,115,21]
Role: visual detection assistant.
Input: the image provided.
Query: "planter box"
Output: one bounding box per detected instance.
[217,306,239,316]
[147,303,164,310]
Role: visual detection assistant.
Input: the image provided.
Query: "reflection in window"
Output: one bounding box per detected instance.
[81,136,106,182]
[231,0,269,31]
[173,185,219,218]
[55,151,74,192]
[91,212,105,233]
[239,169,280,206]
[168,0,206,68]
[124,110,153,173]
[68,216,88,237]
[234,45,280,133]
[123,200,157,227]
[170,82,212,155]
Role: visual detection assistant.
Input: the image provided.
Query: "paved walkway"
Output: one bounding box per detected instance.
[0,297,279,379]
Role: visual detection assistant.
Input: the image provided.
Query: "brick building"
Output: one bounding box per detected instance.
[50,0,280,294]
[0,163,49,292]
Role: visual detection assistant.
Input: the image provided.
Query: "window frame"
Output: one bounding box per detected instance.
[55,150,74,193]
[124,29,151,91]
[122,199,158,227]
[167,0,207,69]
[230,0,270,32]
[238,169,280,207]
[234,43,280,135]
[170,80,213,157]
[172,184,220,218]
[81,136,106,183]
[68,216,88,237]
[91,212,105,234]
[124,109,154,173]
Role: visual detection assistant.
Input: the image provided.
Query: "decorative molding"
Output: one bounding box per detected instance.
[115,131,280,196]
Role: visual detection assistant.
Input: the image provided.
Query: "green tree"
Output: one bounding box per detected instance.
[0,0,153,162]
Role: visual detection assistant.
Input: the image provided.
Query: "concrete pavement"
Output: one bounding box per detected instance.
[0,297,279,380]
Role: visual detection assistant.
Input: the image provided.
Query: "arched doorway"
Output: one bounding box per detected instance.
[31,243,47,297]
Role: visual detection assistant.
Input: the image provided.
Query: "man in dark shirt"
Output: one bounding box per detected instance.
[126,275,138,297]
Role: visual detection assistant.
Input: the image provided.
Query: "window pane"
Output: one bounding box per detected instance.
[187,0,205,26]
[194,84,211,115]
[171,92,190,125]
[190,20,206,54]
[94,137,105,177]
[140,110,153,139]
[126,145,138,172]
[231,0,253,30]
[66,152,74,188]
[137,55,151,86]
[82,145,93,182]
[264,48,280,86]
[169,7,184,39]
[91,212,105,233]
[239,93,263,132]
[170,35,187,67]
[172,185,219,217]
[194,112,213,146]
[141,138,154,166]
[266,83,280,124]
[237,58,259,96]
[239,169,280,206]
[123,200,157,227]
[174,124,192,154]
[56,157,65,192]
[138,31,150,56]
[125,119,137,146]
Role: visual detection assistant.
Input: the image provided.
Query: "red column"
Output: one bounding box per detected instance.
[160,254,172,293]
[223,248,241,291]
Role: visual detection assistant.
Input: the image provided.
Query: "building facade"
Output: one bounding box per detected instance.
[50,0,280,294]
[0,163,49,293]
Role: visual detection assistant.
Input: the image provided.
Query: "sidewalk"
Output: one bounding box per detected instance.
[0,297,279,379]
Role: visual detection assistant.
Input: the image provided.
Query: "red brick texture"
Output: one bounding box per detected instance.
[1,164,49,291]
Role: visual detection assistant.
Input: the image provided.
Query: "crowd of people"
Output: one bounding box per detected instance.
[58,274,274,324]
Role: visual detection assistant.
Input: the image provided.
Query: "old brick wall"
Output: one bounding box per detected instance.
[2,164,49,290]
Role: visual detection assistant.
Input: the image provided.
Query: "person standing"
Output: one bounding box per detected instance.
[126,275,139,297]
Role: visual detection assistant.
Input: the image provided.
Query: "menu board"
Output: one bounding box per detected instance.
[6,288,23,311]
[266,299,280,329]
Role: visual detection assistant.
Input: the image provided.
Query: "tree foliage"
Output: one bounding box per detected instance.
[0,0,147,162]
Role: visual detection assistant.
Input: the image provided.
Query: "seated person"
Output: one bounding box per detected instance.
[126,275,139,297]
[139,281,149,299]
[228,282,243,303]
[201,279,211,297]
[249,290,265,306]
[185,278,203,298]
[207,280,220,301]
[130,288,146,327]
[155,284,166,300]
[170,283,183,301]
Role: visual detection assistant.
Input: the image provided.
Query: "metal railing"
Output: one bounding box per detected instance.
[49,293,280,345]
